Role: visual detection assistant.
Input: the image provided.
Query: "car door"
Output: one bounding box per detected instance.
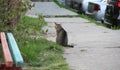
[104,0,119,25]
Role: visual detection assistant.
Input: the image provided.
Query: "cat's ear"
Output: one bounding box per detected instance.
[55,22,58,25]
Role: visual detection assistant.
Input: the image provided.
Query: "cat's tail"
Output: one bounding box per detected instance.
[65,45,74,48]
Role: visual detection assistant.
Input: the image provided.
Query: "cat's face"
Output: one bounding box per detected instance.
[55,23,62,31]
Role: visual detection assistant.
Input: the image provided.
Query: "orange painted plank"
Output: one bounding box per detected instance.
[0,32,13,67]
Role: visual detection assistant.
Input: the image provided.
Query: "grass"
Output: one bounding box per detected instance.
[0,15,70,70]
[80,14,107,26]
[16,16,70,70]
[79,14,120,30]
[20,38,70,70]
[20,38,62,66]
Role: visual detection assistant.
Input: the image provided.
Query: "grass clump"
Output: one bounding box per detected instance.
[20,38,63,66]
[80,14,120,30]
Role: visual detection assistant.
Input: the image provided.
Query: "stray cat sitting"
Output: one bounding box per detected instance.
[55,23,73,48]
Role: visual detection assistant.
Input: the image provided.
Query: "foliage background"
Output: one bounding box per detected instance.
[0,0,33,26]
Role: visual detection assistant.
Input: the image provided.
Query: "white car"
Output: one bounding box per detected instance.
[70,0,101,14]
[82,0,101,13]
[57,0,102,14]
[86,1,108,21]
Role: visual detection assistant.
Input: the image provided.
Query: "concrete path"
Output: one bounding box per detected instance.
[43,17,120,70]
[26,2,77,17]
[26,2,120,70]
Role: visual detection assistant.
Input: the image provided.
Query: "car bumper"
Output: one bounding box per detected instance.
[86,11,97,19]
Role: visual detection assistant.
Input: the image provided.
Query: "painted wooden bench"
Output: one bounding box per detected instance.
[0,32,13,67]
[0,32,24,70]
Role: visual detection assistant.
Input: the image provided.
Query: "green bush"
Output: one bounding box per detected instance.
[0,0,33,26]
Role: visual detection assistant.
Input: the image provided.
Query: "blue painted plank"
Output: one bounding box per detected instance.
[6,32,24,67]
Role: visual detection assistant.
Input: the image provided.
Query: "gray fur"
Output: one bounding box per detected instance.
[55,23,73,47]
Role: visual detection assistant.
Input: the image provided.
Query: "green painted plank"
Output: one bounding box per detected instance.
[6,32,24,67]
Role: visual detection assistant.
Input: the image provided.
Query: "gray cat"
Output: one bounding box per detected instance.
[55,23,73,47]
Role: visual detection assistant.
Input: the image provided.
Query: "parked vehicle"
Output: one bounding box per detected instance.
[86,1,108,21]
[70,0,101,14]
[57,0,102,14]
[82,0,102,14]
[103,0,120,26]
[70,0,83,10]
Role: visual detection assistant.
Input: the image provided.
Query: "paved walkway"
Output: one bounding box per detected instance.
[44,17,120,70]
[26,2,120,70]
[26,2,77,17]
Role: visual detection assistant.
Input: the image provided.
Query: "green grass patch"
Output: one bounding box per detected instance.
[79,14,120,30]
[80,14,106,26]
[21,38,70,70]
[2,15,70,70]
